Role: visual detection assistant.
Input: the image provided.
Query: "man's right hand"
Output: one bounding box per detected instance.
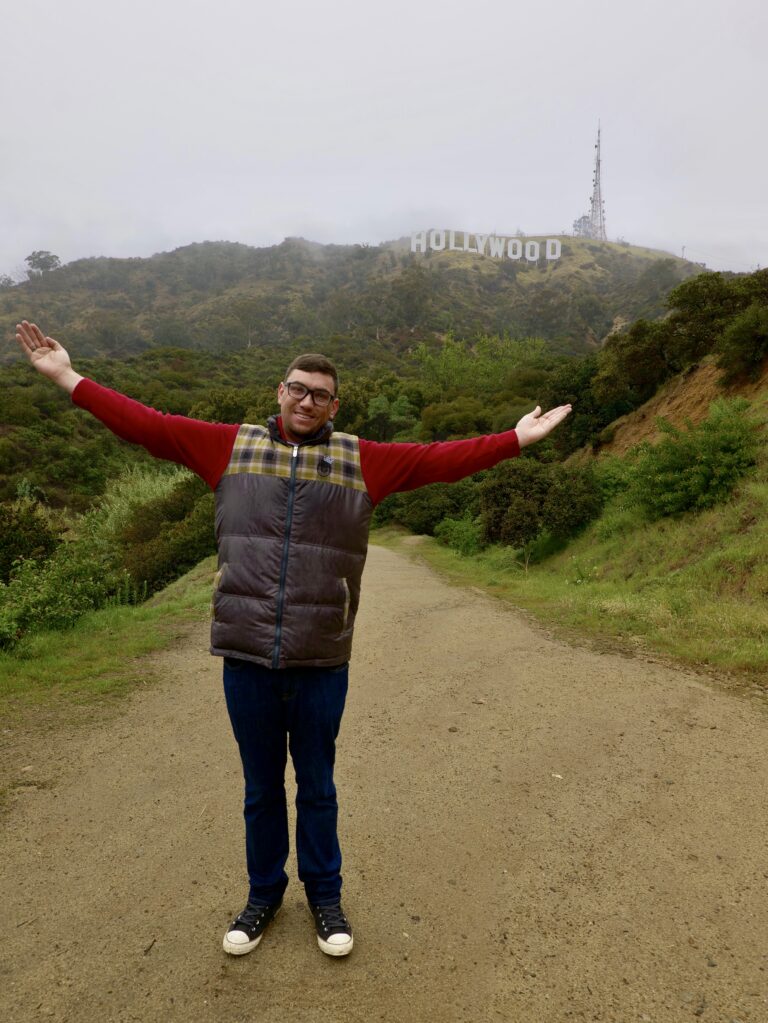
[14,321,83,394]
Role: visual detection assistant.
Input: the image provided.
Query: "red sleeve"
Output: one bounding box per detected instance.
[72,378,239,490]
[359,431,521,506]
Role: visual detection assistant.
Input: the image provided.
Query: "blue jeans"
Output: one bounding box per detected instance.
[222,657,349,907]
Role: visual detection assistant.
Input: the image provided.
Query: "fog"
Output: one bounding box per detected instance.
[3,0,766,275]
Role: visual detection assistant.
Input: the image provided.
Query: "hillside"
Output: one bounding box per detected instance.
[582,356,768,457]
[2,258,767,680]
[1,236,702,362]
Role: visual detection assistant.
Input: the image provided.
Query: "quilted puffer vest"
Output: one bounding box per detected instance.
[210,417,373,668]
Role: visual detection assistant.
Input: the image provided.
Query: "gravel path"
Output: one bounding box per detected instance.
[1,544,767,1023]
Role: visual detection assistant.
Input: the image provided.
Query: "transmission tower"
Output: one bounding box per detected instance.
[573,124,607,241]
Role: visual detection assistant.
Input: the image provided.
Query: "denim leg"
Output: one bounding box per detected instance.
[222,658,290,905]
[286,663,349,906]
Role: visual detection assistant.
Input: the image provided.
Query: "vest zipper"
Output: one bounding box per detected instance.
[272,444,299,668]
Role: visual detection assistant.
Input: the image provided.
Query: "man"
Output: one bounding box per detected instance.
[14,320,571,958]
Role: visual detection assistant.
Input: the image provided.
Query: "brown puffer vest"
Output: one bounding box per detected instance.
[210,417,373,669]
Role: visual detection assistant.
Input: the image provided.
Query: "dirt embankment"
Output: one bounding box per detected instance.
[1,544,767,1023]
[590,358,768,458]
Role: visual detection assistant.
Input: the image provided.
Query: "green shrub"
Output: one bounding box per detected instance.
[593,319,678,409]
[434,515,484,556]
[420,397,492,441]
[378,458,605,556]
[91,465,193,539]
[478,458,603,549]
[373,477,482,535]
[630,399,758,519]
[593,456,635,502]
[716,303,768,383]
[0,531,130,648]
[117,484,216,593]
[523,530,571,563]
[478,459,548,547]
[0,466,213,649]
[0,500,61,583]
[92,467,215,596]
[542,464,605,539]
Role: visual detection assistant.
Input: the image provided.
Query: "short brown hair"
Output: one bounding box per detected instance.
[284,353,339,395]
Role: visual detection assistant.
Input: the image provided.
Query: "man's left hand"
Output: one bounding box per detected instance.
[515,404,572,448]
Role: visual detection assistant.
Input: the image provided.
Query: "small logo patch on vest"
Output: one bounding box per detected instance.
[318,455,334,477]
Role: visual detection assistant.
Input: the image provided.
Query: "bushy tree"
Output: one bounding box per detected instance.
[630,399,758,519]
[0,500,60,583]
[593,319,677,408]
[715,303,768,383]
[332,377,380,435]
[420,397,492,441]
[115,474,216,592]
[592,269,768,418]
[478,458,603,549]
[373,478,481,536]
[665,272,744,354]
[365,393,417,442]
[433,514,484,556]
[25,250,61,276]
[412,335,547,398]
[540,354,631,456]
[188,387,253,423]
[388,262,433,326]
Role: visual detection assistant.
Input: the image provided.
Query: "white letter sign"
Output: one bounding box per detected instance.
[411,230,562,261]
[429,229,446,251]
[411,230,427,253]
[488,236,506,258]
[507,239,522,260]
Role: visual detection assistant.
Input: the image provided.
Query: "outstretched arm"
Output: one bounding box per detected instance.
[13,320,238,489]
[359,402,572,505]
[15,320,83,393]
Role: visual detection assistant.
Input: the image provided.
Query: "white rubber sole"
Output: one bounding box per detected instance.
[317,933,354,957]
[222,905,281,956]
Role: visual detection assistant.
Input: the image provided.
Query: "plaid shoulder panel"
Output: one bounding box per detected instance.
[224,425,294,479]
[295,431,367,492]
[223,426,368,493]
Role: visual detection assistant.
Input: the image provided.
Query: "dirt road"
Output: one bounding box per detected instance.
[1,544,767,1023]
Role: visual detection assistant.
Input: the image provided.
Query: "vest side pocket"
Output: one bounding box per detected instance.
[341,578,350,630]
[211,564,226,620]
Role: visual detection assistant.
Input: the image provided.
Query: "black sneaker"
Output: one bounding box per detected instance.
[222,900,282,955]
[311,903,354,956]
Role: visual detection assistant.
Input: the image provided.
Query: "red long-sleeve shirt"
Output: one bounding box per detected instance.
[71,379,520,505]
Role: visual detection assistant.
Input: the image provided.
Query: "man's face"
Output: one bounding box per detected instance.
[277,369,339,443]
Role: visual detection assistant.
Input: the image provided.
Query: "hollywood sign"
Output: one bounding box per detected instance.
[411,230,561,261]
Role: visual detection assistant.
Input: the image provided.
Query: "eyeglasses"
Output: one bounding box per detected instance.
[283,380,336,407]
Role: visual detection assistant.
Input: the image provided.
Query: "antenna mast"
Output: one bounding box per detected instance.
[573,124,607,241]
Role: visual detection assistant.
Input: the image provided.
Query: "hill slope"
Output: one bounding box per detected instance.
[1,236,702,362]
[584,356,768,457]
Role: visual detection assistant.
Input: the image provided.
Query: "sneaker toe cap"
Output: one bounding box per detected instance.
[226,928,252,945]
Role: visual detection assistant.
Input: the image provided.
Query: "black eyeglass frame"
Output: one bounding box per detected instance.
[283,380,337,407]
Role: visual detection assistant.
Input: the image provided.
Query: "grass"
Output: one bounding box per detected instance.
[372,479,768,687]
[0,555,216,716]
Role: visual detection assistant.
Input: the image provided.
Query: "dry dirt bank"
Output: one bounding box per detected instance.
[1,544,766,1023]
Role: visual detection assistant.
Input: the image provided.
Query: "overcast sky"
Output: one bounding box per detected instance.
[3,0,766,277]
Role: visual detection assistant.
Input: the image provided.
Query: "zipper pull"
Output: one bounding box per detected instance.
[292,445,298,459]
